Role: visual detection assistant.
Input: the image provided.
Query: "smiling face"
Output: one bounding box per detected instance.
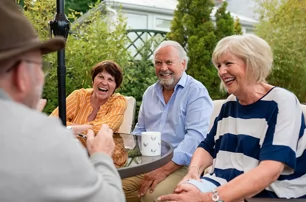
[216,51,250,96]
[154,45,186,90]
[92,70,116,103]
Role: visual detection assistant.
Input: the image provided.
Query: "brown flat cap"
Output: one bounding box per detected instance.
[0,0,65,62]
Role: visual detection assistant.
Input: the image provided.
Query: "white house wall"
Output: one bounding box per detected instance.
[105,0,257,33]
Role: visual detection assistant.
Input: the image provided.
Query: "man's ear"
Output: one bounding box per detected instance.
[12,62,29,94]
[181,60,186,70]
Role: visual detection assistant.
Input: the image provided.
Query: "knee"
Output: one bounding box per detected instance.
[141,186,164,202]
[122,179,139,194]
[141,192,158,202]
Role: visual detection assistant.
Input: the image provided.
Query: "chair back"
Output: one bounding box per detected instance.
[209,100,225,130]
[300,104,306,120]
[118,96,136,149]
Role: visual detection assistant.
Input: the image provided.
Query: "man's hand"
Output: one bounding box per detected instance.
[138,168,168,197]
[36,99,47,112]
[157,183,210,202]
[138,161,181,197]
[86,124,115,156]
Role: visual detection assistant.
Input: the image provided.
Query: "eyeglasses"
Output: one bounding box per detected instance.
[6,59,51,76]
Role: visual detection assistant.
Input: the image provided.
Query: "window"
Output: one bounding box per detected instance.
[245,27,254,33]
[125,13,148,29]
[155,18,172,31]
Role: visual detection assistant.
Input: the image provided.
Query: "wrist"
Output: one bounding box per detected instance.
[188,165,200,175]
[211,188,224,202]
[202,192,213,202]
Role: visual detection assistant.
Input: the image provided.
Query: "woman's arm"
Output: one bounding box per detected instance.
[212,160,284,202]
[189,147,213,175]
[190,116,219,174]
[89,96,127,134]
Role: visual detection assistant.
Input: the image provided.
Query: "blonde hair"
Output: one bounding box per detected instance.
[212,34,273,83]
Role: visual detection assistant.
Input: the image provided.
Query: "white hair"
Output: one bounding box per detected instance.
[153,40,189,70]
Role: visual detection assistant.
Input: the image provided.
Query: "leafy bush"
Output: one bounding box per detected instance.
[22,0,131,114]
[234,17,243,35]
[255,0,306,102]
[214,2,235,41]
[118,40,157,122]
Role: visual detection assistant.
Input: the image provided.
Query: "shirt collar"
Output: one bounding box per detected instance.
[176,71,187,89]
[0,88,12,101]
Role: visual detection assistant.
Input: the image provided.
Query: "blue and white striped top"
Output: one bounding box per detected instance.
[199,87,306,198]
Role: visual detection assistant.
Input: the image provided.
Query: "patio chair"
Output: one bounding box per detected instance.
[209,99,224,130]
[118,96,137,149]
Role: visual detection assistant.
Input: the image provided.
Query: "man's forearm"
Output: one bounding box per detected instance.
[160,160,182,176]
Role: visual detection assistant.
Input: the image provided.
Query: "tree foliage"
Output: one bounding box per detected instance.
[234,17,243,35]
[168,0,238,99]
[23,0,131,114]
[65,0,97,16]
[214,2,234,41]
[255,0,306,102]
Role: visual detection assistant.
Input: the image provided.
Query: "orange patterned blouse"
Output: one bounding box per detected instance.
[50,88,128,167]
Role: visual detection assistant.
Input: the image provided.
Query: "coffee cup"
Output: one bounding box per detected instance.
[140,131,161,156]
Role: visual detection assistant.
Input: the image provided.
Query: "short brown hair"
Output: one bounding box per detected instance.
[91,60,123,89]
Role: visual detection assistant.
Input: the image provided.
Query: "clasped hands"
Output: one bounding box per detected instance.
[156,166,212,202]
[36,99,114,156]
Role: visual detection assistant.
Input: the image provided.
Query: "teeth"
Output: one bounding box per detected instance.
[160,71,172,76]
[224,78,235,83]
[98,87,108,92]
[161,73,170,76]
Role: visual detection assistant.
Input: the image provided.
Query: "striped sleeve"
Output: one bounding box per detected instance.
[50,89,82,125]
[198,116,217,158]
[89,95,127,134]
[260,93,301,170]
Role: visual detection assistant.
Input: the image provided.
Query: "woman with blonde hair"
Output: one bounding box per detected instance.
[158,34,306,201]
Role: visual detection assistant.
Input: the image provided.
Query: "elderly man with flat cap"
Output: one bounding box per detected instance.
[0,1,124,201]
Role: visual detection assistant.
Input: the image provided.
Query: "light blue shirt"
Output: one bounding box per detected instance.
[133,72,213,165]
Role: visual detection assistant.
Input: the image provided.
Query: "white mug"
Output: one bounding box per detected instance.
[140,131,161,156]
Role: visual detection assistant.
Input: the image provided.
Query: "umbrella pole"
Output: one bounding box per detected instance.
[49,0,70,126]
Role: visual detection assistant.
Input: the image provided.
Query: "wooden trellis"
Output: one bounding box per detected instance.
[126,29,167,59]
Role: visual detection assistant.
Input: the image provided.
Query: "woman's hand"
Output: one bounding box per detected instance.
[70,124,93,135]
[157,183,210,202]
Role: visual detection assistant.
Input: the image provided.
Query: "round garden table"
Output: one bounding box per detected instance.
[117,139,173,179]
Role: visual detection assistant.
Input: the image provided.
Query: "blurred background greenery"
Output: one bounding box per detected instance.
[19,0,306,124]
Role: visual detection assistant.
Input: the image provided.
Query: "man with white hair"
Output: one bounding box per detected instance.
[123,40,214,202]
[0,0,124,201]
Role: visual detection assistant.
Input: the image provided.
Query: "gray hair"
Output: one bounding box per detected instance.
[152,40,189,70]
[212,34,273,83]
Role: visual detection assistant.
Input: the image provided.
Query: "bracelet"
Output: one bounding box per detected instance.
[66,126,72,130]
[188,165,200,174]
[211,189,224,202]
